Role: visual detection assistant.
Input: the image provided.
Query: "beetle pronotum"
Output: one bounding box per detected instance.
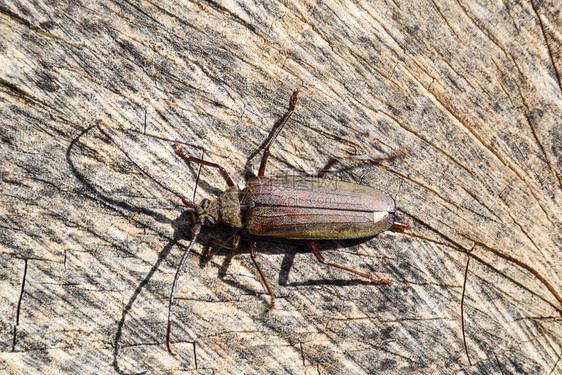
[97,90,409,355]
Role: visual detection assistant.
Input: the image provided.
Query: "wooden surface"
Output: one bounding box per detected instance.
[1,0,561,374]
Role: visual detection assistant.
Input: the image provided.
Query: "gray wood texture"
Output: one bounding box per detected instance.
[1,0,560,374]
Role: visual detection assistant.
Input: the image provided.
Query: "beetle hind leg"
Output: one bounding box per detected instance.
[309,241,392,285]
[174,143,236,187]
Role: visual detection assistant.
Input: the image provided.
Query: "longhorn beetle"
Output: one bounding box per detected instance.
[97,90,409,355]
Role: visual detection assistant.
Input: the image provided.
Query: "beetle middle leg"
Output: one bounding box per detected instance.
[202,234,240,258]
[250,240,276,313]
[309,241,392,285]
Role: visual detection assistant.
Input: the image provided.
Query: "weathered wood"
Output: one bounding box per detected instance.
[1,0,560,373]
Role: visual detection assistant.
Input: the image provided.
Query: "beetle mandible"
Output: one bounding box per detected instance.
[97,90,409,355]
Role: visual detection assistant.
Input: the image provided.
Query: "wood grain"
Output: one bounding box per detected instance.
[1,0,560,374]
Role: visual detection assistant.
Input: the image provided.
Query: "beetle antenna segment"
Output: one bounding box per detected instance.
[96,120,195,208]
[192,150,205,203]
[166,223,202,356]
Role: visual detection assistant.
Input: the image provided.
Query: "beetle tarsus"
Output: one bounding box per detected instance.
[369,276,393,285]
[97,120,195,208]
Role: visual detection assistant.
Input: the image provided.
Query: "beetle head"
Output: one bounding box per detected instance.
[190,198,220,227]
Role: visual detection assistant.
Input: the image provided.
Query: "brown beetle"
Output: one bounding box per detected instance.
[97,90,408,355]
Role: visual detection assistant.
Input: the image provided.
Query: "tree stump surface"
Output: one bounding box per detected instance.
[1,0,560,374]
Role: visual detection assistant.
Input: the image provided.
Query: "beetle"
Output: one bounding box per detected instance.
[97,90,409,355]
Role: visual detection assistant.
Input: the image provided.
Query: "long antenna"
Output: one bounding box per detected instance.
[166,223,202,355]
[97,120,195,208]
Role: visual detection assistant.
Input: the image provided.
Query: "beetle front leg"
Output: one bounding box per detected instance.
[174,143,235,187]
[318,148,408,177]
[309,241,392,285]
[249,240,276,313]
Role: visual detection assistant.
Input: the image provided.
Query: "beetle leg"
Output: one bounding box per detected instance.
[309,241,392,285]
[318,148,408,177]
[258,90,300,176]
[249,240,276,313]
[203,234,241,258]
[174,143,235,187]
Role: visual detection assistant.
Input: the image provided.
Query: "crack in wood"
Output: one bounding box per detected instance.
[461,253,473,366]
[11,258,28,352]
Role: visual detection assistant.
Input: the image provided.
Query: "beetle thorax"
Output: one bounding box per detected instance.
[216,186,243,228]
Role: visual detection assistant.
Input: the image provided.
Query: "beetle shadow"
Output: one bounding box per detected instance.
[106,211,197,375]
[67,124,175,224]
[67,125,197,375]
